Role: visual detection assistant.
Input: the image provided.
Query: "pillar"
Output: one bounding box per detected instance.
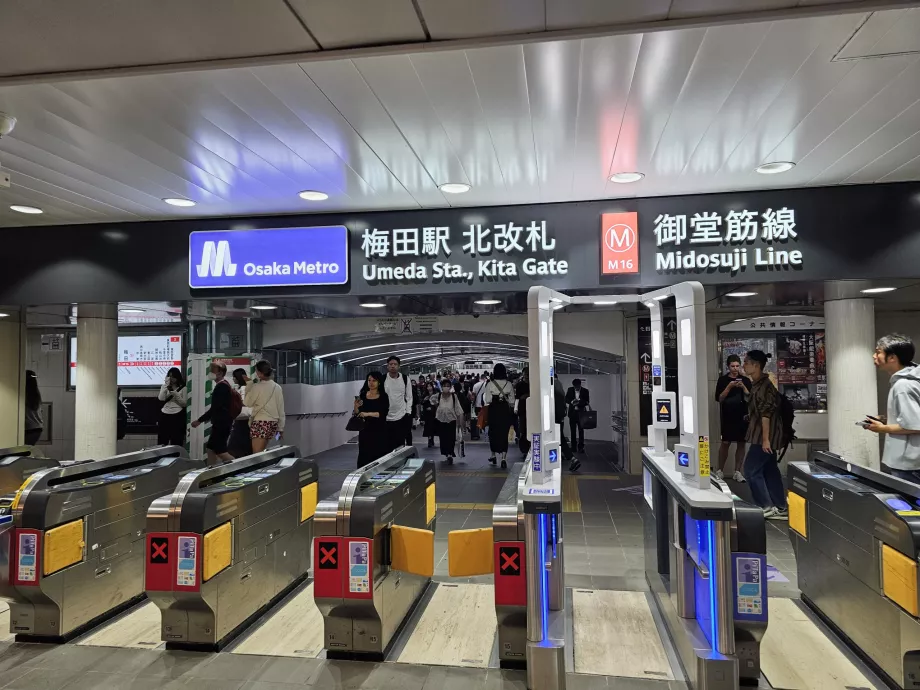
[74,303,118,460]
[0,311,27,447]
[825,281,880,470]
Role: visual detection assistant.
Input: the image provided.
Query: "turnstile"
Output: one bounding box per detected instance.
[788,450,920,689]
[313,445,436,661]
[0,446,197,640]
[0,448,59,498]
[145,446,318,650]
[643,451,767,689]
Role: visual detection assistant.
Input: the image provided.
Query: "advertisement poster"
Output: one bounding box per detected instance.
[776,333,816,384]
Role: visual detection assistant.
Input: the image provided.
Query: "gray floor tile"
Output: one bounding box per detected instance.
[583,513,614,527]
[103,649,213,679]
[62,673,176,690]
[308,660,379,690]
[2,668,76,690]
[249,656,325,684]
[565,574,594,589]
[185,653,268,681]
[242,682,314,690]
[0,643,60,674]
[363,664,431,690]
[565,673,608,689]
[483,669,528,690]
[422,665,489,690]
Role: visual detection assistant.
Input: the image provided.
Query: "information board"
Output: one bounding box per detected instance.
[70,335,183,388]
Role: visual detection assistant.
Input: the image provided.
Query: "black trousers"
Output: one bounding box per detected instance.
[157,411,186,446]
[438,420,457,457]
[387,414,412,453]
[569,414,584,449]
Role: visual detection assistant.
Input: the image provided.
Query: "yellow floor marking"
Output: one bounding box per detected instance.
[562,475,582,513]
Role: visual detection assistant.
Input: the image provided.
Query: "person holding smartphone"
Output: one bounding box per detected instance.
[714,355,751,482]
[868,334,920,482]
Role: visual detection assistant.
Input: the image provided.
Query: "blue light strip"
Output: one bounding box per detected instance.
[537,513,549,640]
[551,514,557,559]
[705,520,719,650]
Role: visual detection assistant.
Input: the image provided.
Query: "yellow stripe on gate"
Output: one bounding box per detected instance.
[426,483,436,524]
[43,519,85,575]
[301,483,318,523]
[448,527,494,577]
[882,544,919,617]
[203,522,232,582]
[787,492,807,538]
[391,525,434,578]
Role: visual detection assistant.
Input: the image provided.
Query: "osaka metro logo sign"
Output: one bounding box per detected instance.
[196,240,237,278]
[189,226,349,289]
[601,212,639,275]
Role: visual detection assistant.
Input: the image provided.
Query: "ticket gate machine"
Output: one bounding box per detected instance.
[145,446,318,650]
[0,448,59,497]
[313,446,436,661]
[0,446,196,640]
[788,451,920,689]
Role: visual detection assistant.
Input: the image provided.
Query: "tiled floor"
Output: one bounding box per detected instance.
[0,436,816,690]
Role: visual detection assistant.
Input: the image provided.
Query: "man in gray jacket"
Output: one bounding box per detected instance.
[867,334,920,481]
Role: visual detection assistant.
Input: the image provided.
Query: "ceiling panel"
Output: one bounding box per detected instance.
[287,0,426,49]
[3,12,920,226]
[668,0,797,19]
[417,0,544,40]
[0,0,317,77]
[545,0,671,30]
[837,7,920,58]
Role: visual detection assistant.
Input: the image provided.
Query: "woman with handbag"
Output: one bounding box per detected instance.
[435,379,465,464]
[354,371,390,468]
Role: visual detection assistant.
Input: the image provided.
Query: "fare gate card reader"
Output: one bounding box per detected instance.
[675,442,709,489]
[652,391,677,430]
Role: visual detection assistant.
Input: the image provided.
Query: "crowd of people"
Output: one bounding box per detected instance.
[352,358,589,471]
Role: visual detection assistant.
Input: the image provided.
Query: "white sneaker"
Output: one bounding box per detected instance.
[733,471,746,483]
[769,508,789,521]
[714,469,724,480]
[762,507,778,519]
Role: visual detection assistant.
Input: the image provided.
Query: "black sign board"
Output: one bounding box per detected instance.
[150,537,169,564]
[655,399,672,424]
[123,397,165,435]
[638,317,678,434]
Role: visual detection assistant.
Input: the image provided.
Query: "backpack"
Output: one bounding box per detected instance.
[776,391,797,460]
[222,380,243,420]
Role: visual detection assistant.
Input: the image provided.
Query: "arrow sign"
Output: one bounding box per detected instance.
[549,448,558,463]
[667,320,677,330]
[640,353,651,363]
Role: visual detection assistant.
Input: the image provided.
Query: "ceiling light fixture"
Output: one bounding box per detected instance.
[755,161,795,175]
[724,291,757,298]
[10,205,43,214]
[250,305,278,310]
[0,313,9,318]
[439,182,471,194]
[360,302,387,308]
[163,198,196,207]
[860,286,897,294]
[474,299,501,305]
[593,300,617,306]
[609,172,645,184]
[652,295,668,301]
[118,308,145,314]
[298,190,329,201]
[552,304,564,310]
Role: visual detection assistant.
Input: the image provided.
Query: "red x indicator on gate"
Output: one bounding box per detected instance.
[499,546,520,576]
[150,538,168,564]
[318,542,338,570]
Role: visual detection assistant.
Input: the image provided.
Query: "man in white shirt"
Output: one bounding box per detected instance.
[384,355,413,452]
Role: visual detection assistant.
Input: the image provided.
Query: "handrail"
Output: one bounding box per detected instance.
[335,445,418,537]
[166,446,302,531]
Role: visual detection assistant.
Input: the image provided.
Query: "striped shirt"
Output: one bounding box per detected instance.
[745,376,783,449]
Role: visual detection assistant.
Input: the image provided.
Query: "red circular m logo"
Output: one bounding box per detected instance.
[604,223,636,253]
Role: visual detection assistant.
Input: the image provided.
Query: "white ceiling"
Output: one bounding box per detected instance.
[2,7,920,226]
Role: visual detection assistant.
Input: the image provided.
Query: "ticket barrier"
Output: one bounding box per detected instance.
[445,460,565,671]
[0,448,60,498]
[788,451,920,689]
[313,446,436,661]
[643,452,767,690]
[0,446,196,640]
[145,446,318,650]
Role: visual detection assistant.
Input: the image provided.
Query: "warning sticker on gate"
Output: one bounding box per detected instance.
[698,436,711,478]
[150,537,169,564]
[176,536,198,587]
[349,541,370,594]
[17,532,37,582]
[318,541,338,570]
[499,546,521,576]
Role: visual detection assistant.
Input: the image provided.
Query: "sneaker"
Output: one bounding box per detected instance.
[714,469,724,480]
[762,507,778,519]
[768,508,789,521]
[569,458,582,472]
[488,456,497,465]
[733,471,746,483]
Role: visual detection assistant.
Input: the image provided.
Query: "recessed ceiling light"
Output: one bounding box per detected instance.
[609,172,645,184]
[755,161,795,175]
[250,305,278,310]
[298,190,329,201]
[10,205,43,214]
[549,298,562,303]
[725,291,757,298]
[733,318,746,322]
[552,304,564,310]
[860,286,897,294]
[163,198,196,207]
[360,302,387,308]
[474,299,501,305]
[593,300,617,306]
[0,313,9,318]
[653,295,668,301]
[644,302,654,307]
[439,182,471,194]
[118,308,145,314]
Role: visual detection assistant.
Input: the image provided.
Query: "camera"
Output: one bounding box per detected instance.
[472,313,480,319]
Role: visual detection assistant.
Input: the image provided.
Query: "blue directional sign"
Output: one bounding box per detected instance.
[549,448,558,464]
[652,365,661,377]
[189,226,349,289]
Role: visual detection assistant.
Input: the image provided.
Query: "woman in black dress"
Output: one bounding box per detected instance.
[356,371,390,468]
[422,382,438,447]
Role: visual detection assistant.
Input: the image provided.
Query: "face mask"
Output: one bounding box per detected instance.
[207,373,217,381]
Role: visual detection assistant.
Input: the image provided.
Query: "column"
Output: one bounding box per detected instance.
[825,281,880,470]
[74,303,118,460]
[0,311,27,446]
